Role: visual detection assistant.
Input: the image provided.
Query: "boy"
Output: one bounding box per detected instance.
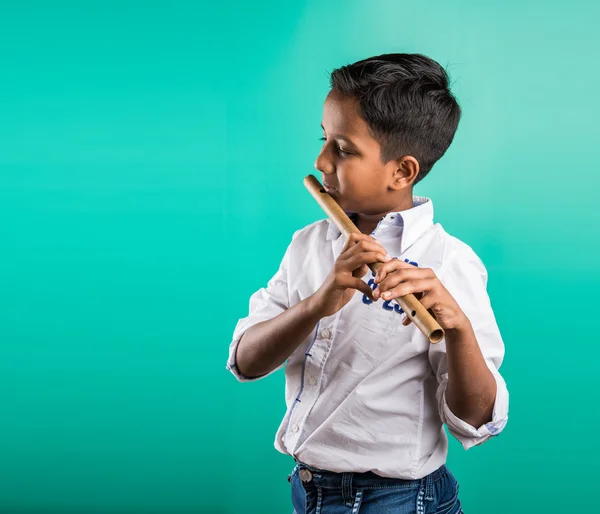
[226,53,508,513]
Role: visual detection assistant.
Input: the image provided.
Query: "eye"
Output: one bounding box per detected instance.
[319,136,351,158]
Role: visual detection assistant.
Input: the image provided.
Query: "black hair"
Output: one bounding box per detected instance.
[329,53,461,184]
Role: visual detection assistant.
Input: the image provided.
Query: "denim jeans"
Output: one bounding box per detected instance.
[289,461,463,514]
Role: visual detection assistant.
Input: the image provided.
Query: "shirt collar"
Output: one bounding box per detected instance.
[326,196,434,254]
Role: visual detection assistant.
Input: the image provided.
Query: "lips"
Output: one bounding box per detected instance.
[323,182,338,193]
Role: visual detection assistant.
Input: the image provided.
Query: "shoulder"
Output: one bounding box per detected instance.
[288,218,330,251]
[432,224,487,277]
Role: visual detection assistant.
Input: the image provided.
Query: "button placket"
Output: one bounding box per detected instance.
[287,319,337,452]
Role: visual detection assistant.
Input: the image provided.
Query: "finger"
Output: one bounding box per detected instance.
[342,233,386,253]
[377,263,436,284]
[344,251,391,272]
[380,278,438,301]
[375,268,428,295]
[341,245,389,265]
[339,276,377,301]
[418,293,438,312]
[352,263,370,279]
[374,259,416,283]
[340,239,388,261]
[374,268,427,299]
[340,233,361,255]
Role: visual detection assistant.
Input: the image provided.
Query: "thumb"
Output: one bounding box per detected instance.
[352,264,369,279]
[349,277,376,302]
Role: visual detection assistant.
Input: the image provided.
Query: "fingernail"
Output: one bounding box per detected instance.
[384,254,392,261]
[382,292,391,299]
[373,288,380,299]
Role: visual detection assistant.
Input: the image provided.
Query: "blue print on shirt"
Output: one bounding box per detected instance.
[362,258,419,315]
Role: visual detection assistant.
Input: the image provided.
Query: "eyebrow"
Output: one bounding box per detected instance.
[320,124,359,148]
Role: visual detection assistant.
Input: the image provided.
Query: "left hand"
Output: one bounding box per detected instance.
[373,259,469,331]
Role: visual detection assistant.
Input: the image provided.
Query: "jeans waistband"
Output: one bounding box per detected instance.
[293,460,447,490]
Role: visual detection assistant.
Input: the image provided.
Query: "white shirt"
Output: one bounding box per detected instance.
[226,197,509,479]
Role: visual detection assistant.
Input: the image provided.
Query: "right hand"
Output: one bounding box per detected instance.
[310,233,392,318]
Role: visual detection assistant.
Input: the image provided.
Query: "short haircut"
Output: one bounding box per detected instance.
[330,53,461,184]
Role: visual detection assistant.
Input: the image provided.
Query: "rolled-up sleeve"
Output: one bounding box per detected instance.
[226,242,292,382]
[429,245,509,449]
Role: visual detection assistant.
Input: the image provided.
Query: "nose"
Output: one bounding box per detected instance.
[314,145,334,175]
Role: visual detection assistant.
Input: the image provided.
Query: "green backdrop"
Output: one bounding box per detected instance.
[1,1,598,513]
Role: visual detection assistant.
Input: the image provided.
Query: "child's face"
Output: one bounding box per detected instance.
[315,90,406,215]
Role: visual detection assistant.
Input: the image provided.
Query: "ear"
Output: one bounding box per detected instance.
[390,156,420,190]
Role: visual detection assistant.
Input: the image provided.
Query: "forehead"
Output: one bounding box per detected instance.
[322,90,372,140]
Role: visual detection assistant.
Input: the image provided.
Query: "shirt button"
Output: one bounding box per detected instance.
[308,376,317,386]
[292,424,299,434]
[319,328,332,339]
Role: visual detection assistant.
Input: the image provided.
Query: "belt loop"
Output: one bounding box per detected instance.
[417,480,425,514]
[316,486,323,514]
[351,488,363,514]
[424,471,434,502]
[342,472,353,507]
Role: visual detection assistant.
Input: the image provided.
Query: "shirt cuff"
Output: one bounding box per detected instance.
[226,330,286,382]
[226,335,264,382]
[440,373,509,450]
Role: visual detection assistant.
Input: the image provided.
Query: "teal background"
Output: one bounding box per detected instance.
[1,1,598,513]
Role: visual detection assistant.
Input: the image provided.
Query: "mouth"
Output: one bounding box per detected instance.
[322,182,338,194]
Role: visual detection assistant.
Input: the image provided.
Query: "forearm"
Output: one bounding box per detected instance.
[445,317,497,428]
[235,295,323,378]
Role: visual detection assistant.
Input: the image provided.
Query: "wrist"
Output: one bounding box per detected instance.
[305,292,327,321]
[445,313,472,337]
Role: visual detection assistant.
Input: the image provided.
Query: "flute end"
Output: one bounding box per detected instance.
[429,328,445,344]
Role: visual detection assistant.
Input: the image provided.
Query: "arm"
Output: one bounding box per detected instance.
[443,318,497,427]
[234,296,323,378]
[373,248,509,447]
[229,232,391,380]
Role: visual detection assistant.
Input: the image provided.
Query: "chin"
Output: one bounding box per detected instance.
[330,191,364,214]
[333,195,351,211]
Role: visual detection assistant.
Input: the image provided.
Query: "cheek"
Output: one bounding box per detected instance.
[340,175,363,197]
[339,164,379,194]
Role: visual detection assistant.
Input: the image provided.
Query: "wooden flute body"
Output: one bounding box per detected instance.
[304,174,444,344]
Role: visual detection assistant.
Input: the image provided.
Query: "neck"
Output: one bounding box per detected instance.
[355,194,414,235]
